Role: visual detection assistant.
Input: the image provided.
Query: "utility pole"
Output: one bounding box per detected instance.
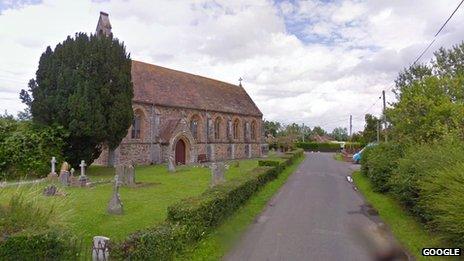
[376,120,380,143]
[349,115,352,138]
[382,90,388,142]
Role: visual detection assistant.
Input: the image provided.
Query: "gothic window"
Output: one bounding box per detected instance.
[131,113,141,139]
[214,118,221,140]
[251,121,256,140]
[233,119,240,140]
[243,122,248,140]
[190,118,199,140]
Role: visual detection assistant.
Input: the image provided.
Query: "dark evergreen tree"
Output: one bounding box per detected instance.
[22,32,133,166]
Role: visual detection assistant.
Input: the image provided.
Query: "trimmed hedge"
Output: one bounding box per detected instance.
[295,142,341,152]
[258,160,281,167]
[114,149,303,260]
[0,230,80,260]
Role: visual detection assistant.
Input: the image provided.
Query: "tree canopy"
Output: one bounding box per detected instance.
[22,32,133,166]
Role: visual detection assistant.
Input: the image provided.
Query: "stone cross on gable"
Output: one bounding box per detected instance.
[51,157,57,174]
[79,160,86,177]
[238,77,243,86]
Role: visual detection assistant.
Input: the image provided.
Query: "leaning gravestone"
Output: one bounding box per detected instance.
[59,162,71,186]
[43,184,57,196]
[210,162,226,187]
[107,174,123,215]
[92,236,110,261]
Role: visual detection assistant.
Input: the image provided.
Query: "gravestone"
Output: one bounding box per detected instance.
[47,157,58,181]
[168,153,176,172]
[116,165,136,186]
[78,160,89,187]
[43,185,57,196]
[92,236,110,261]
[210,162,226,187]
[107,174,123,215]
[59,162,71,186]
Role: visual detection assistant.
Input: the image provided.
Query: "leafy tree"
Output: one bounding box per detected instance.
[311,126,326,136]
[330,127,348,141]
[263,120,281,137]
[362,114,380,143]
[22,33,133,166]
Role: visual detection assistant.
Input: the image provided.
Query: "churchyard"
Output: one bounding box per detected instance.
[0,158,272,247]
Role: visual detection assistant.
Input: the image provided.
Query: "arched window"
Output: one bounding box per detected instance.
[214,118,221,140]
[131,113,141,139]
[251,121,256,140]
[243,122,248,140]
[190,117,199,140]
[233,119,240,139]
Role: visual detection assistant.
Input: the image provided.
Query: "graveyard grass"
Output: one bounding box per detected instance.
[176,155,304,260]
[0,159,260,246]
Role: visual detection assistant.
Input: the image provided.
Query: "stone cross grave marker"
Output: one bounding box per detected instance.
[48,157,58,180]
[78,160,89,187]
[210,162,226,187]
[107,174,123,215]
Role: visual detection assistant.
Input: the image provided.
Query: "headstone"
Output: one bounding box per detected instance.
[168,153,176,172]
[59,162,71,186]
[43,185,57,196]
[116,164,136,186]
[47,157,58,180]
[77,160,89,187]
[92,236,110,261]
[210,162,226,187]
[107,175,123,215]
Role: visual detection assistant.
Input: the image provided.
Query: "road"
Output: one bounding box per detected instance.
[225,152,396,261]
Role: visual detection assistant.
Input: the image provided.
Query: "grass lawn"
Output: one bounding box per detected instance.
[352,171,446,261]
[333,153,344,161]
[176,155,305,260]
[0,159,259,245]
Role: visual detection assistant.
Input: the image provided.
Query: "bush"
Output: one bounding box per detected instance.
[418,163,464,248]
[0,120,68,180]
[0,230,80,260]
[295,142,340,152]
[115,149,303,259]
[258,160,281,167]
[390,137,464,220]
[360,142,403,193]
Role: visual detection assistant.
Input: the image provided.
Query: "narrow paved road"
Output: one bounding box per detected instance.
[226,152,386,261]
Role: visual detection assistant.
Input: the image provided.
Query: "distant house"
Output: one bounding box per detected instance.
[94,12,265,166]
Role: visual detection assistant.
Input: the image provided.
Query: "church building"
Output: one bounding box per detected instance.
[94,12,266,166]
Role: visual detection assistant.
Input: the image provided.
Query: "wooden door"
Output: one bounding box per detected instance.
[175,139,186,165]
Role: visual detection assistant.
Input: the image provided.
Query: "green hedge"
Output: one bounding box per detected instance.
[0,230,79,260]
[113,149,303,260]
[295,142,341,152]
[258,160,281,167]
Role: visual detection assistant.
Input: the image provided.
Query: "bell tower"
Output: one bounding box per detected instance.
[96,11,112,37]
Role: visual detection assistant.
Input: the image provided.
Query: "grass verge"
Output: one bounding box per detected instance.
[352,171,445,261]
[333,153,344,161]
[176,155,305,261]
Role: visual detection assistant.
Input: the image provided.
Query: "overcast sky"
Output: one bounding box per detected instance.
[1,0,464,132]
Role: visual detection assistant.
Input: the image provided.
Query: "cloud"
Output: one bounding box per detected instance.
[1,0,464,132]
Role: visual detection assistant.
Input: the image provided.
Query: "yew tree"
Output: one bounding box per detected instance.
[22,33,133,166]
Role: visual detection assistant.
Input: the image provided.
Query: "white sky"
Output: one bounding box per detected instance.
[1,0,464,132]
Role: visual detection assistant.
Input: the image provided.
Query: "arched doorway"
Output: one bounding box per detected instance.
[175,139,186,165]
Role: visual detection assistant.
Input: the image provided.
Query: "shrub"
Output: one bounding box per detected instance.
[258,160,281,167]
[390,137,464,220]
[115,149,303,259]
[418,163,464,248]
[360,142,403,192]
[0,120,68,180]
[295,142,340,152]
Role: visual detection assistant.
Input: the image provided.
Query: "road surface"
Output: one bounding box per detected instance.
[225,152,394,261]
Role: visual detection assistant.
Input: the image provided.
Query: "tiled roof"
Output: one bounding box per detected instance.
[131,60,263,117]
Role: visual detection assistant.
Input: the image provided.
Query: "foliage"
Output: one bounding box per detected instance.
[418,163,464,248]
[113,150,303,260]
[0,119,68,179]
[24,32,133,166]
[330,127,348,141]
[258,160,281,167]
[263,120,281,137]
[390,136,464,220]
[295,142,340,152]
[362,114,381,143]
[360,142,403,193]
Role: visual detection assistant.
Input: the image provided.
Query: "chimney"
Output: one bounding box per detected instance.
[96,11,112,37]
